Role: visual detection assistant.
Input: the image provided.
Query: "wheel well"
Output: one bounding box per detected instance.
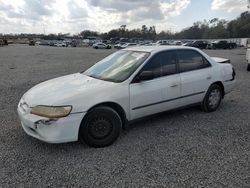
[87,102,128,129]
[212,81,225,97]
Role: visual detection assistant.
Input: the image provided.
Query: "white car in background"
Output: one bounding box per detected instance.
[166,41,183,46]
[246,48,250,71]
[54,42,67,47]
[17,46,236,147]
[92,43,111,49]
[119,43,137,49]
[154,40,169,46]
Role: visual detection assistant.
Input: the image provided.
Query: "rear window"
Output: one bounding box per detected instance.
[178,50,211,72]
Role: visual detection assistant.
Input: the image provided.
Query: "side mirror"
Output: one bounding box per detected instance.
[138,71,154,81]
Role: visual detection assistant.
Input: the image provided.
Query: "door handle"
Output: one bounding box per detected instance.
[170,83,179,87]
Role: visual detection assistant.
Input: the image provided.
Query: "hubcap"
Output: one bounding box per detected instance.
[89,117,112,139]
[208,89,221,108]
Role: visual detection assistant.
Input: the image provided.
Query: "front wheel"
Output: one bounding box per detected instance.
[79,106,122,147]
[201,84,223,112]
[247,64,250,71]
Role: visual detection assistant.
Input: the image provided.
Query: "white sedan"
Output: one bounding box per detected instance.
[119,43,137,49]
[17,46,236,147]
[54,42,67,47]
[92,43,111,49]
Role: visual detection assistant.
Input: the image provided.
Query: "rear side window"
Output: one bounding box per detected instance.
[178,50,210,72]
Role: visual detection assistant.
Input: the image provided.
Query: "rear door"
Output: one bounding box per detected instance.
[177,49,213,106]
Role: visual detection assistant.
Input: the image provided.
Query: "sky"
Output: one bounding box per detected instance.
[0,0,249,34]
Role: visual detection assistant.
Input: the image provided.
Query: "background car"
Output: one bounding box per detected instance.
[114,42,126,49]
[186,40,208,49]
[174,41,182,46]
[212,40,237,49]
[183,41,193,46]
[119,43,137,49]
[93,43,111,49]
[29,40,35,46]
[102,40,111,44]
[4,39,8,45]
[1,39,8,45]
[206,42,213,49]
[55,42,67,47]
[154,40,169,46]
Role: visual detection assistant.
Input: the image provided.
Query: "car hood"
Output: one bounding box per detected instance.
[22,73,112,107]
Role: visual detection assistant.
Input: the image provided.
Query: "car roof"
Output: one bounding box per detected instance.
[123,45,198,53]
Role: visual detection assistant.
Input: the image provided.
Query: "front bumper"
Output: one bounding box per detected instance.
[17,105,86,143]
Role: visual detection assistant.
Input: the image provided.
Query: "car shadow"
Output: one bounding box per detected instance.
[19,103,231,153]
[126,106,203,130]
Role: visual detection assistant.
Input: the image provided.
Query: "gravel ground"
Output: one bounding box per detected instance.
[0,45,249,187]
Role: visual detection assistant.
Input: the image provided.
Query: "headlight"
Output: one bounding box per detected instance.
[31,105,72,118]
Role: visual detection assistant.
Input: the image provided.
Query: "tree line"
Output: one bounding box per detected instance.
[80,11,250,40]
[2,11,250,41]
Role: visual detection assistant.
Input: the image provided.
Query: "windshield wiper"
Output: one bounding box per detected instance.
[86,74,96,78]
[87,74,117,83]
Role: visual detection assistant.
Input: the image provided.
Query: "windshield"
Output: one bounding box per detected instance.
[84,50,150,82]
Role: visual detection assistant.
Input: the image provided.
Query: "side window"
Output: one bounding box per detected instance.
[161,51,178,76]
[141,53,162,78]
[140,51,178,79]
[178,50,210,72]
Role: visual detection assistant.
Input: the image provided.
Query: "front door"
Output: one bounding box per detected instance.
[129,50,181,120]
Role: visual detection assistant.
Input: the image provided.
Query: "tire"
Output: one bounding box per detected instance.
[201,84,223,112]
[247,64,250,71]
[79,106,122,147]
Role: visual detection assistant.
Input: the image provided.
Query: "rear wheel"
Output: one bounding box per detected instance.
[201,84,223,112]
[247,64,250,71]
[79,106,122,147]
